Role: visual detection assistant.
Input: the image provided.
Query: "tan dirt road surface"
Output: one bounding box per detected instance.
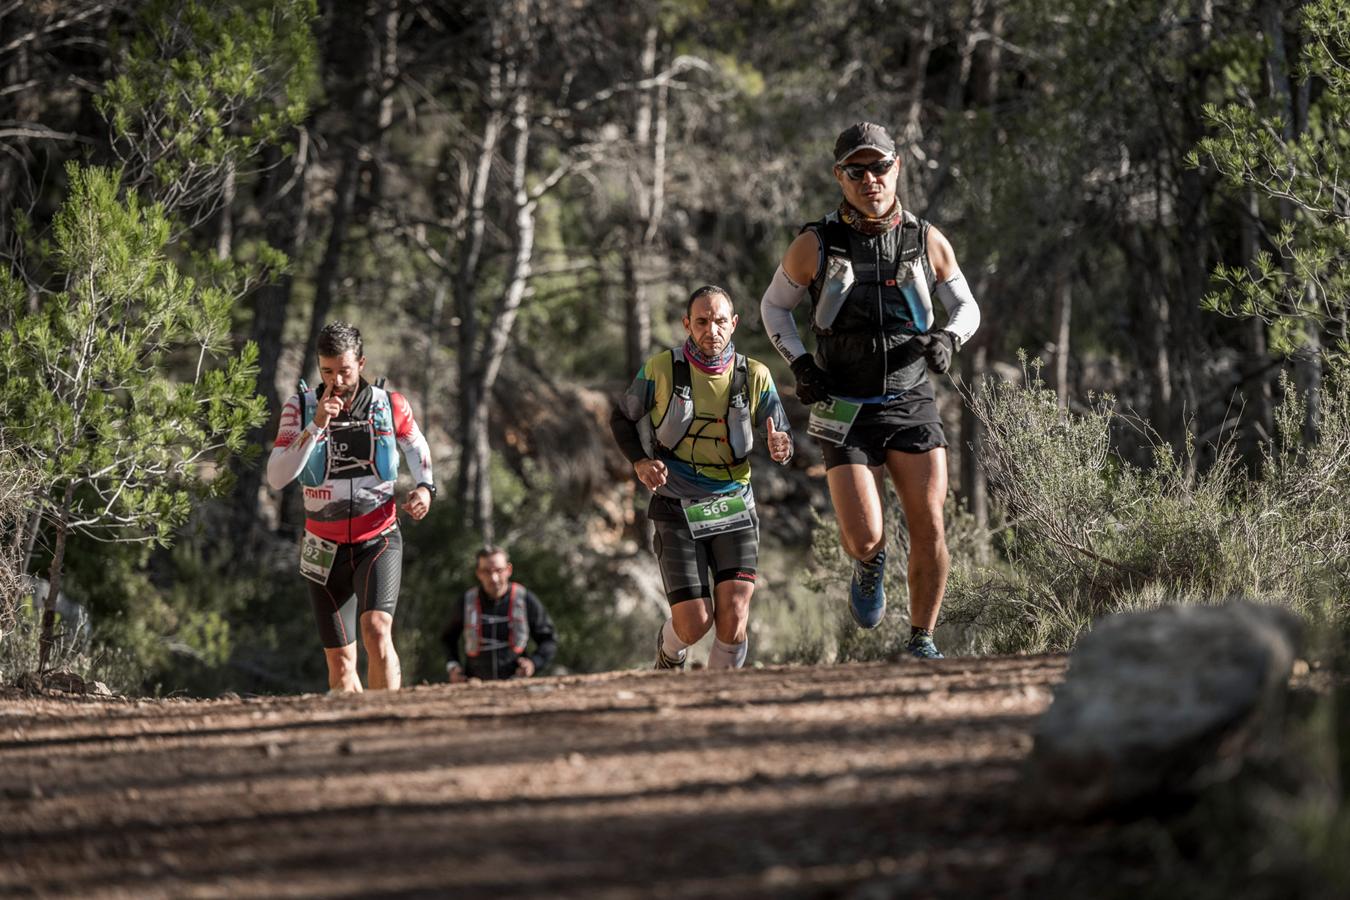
[0,655,1126,898]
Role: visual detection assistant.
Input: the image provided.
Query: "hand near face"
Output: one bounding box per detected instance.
[313,393,344,429]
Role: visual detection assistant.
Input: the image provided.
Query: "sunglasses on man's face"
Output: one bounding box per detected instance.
[838,158,896,180]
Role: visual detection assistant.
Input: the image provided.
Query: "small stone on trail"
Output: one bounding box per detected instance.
[825,774,862,792]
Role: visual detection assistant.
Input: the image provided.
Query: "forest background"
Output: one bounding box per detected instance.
[1,0,1348,697]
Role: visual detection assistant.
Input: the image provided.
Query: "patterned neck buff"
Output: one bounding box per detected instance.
[684,337,735,374]
[839,199,901,236]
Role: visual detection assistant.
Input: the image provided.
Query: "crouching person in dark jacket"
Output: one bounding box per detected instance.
[442,545,558,682]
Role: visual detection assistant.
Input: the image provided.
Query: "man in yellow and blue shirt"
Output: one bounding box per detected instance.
[610,285,793,670]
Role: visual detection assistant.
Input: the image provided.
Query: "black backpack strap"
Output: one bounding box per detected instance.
[898,211,926,263]
[670,349,691,399]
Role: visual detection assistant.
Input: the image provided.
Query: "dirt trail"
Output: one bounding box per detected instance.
[1,656,1084,898]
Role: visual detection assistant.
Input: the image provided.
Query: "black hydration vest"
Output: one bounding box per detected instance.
[802,210,938,399]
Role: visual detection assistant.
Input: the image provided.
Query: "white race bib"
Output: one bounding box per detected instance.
[300,532,339,585]
[807,398,863,445]
[681,494,754,539]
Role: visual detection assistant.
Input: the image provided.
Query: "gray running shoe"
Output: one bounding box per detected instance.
[905,632,945,660]
[654,625,686,670]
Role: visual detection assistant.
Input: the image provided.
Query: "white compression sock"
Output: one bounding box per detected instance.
[661,618,690,656]
[707,637,748,670]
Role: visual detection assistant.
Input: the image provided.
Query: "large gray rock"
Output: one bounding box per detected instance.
[1028,600,1303,817]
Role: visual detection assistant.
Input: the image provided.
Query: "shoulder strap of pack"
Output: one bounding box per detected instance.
[820,218,852,254]
[375,376,387,389]
[730,354,749,411]
[898,211,926,263]
[507,583,530,655]
[654,348,684,431]
[671,348,691,396]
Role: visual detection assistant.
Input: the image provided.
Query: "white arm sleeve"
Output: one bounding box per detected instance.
[935,271,980,347]
[266,396,321,490]
[398,422,434,486]
[759,265,811,363]
[389,391,434,486]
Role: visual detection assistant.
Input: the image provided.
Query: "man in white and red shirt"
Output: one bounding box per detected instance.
[268,322,435,693]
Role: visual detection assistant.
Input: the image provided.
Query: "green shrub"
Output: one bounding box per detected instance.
[940,356,1350,655]
[0,447,34,652]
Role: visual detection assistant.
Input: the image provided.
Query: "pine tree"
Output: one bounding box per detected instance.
[1197,0,1350,366]
[0,164,266,672]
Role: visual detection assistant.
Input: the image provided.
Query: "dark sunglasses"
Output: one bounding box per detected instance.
[838,157,896,180]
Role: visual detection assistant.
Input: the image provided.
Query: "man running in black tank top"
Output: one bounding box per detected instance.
[760,122,981,659]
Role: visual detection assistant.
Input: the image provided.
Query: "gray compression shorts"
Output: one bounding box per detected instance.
[649,495,759,605]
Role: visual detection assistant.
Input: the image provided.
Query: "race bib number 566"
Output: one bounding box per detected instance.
[682,494,754,539]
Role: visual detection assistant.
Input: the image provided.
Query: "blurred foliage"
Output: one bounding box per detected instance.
[397,464,654,686]
[935,354,1350,656]
[98,0,319,217]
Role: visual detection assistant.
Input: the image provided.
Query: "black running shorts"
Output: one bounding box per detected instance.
[818,381,947,469]
[649,495,759,605]
[306,526,403,649]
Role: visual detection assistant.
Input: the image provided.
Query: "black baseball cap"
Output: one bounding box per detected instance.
[833,122,896,164]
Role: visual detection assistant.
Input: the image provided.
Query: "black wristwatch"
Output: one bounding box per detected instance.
[417,482,438,499]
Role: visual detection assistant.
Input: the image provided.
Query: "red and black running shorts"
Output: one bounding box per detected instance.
[305,525,402,648]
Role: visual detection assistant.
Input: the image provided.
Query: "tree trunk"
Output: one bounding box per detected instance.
[1260,0,1320,442]
[1052,269,1071,411]
[960,340,991,564]
[215,160,236,261]
[454,51,506,507]
[624,23,659,376]
[300,144,361,382]
[19,507,39,574]
[421,279,449,420]
[465,87,536,540]
[623,252,650,375]
[231,137,312,538]
[37,483,74,673]
[901,18,934,145]
[299,1,392,381]
[1241,190,1274,451]
[1298,313,1322,445]
[0,35,31,262]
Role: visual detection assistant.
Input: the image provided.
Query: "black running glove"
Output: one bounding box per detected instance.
[790,355,831,406]
[923,330,957,375]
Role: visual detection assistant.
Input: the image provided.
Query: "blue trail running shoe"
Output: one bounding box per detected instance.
[848,549,887,629]
[905,632,945,659]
